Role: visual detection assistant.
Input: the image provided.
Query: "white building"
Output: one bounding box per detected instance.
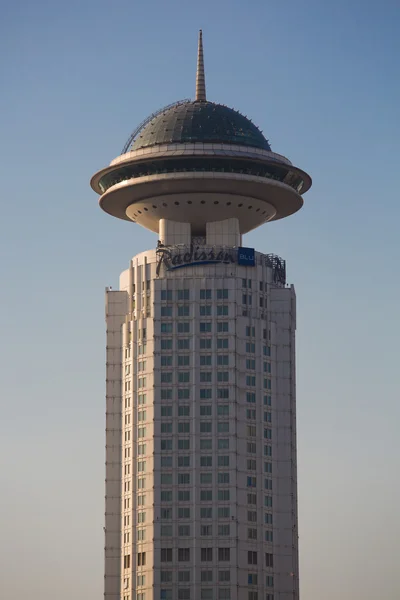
[92,31,311,600]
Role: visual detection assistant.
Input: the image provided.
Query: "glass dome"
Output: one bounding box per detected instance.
[128,101,271,152]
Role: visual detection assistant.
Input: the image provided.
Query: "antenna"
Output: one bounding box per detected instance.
[195,30,206,101]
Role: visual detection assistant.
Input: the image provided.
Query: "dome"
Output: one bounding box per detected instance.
[128,101,271,152]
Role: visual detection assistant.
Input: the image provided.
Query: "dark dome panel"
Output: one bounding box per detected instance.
[129,101,271,151]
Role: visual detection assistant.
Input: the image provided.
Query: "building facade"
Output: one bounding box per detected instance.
[93,31,311,600]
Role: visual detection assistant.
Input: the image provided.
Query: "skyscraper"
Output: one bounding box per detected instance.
[91,31,311,600]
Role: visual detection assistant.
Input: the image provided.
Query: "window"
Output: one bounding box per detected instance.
[247,409,256,420]
[178,355,190,366]
[264,496,273,507]
[247,425,256,437]
[200,456,212,467]
[137,552,146,566]
[178,439,190,450]
[200,422,212,433]
[161,571,173,583]
[248,510,257,522]
[218,524,230,536]
[137,512,145,523]
[218,456,229,467]
[218,490,230,501]
[218,507,230,518]
[264,462,272,473]
[219,570,230,582]
[200,389,212,399]
[178,507,190,518]
[138,377,147,388]
[137,443,146,455]
[265,478,273,490]
[137,477,145,489]
[178,305,190,317]
[161,306,172,317]
[217,355,229,366]
[160,491,172,502]
[178,525,191,537]
[265,530,273,542]
[137,529,145,541]
[264,378,272,390]
[138,427,146,438]
[138,410,146,421]
[161,422,172,433]
[247,492,257,505]
[178,338,190,350]
[161,456,172,467]
[178,571,190,582]
[161,322,173,333]
[217,405,229,416]
[201,590,213,600]
[247,442,256,453]
[264,412,272,423]
[246,358,256,370]
[200,322,212,333]
[160,590,172,600]
[217,371,229,382]
[266,576,274,587]
[138,393,146,405]
[265,553,274,567]
[177,322,190,333]
[124,554,130,569]
[201,525,212,536]
[178,422,190,433]
[178,473,190,485]
[200,439,212,450]
[200,289,212,300]
[200,305,212,316]
[200,355,212,366]
[219,590,230,599]
[217,305,228,316]
[264,428,272,439]
[200,490,213,501]
[137,494,145,506]
[248,551,257,565]
[217,422,229,434]
[178,490,190,502]
[178,389,190,400]
[201,548,213,561]
[201,570,213,582]
[177,289,190,300]
[177,456,190,468]
[200,405,212,417]
[246,326,255,336]
[161,439,172,451]
[161,509,172,520]
[217,321,229,332]
[248,591,258,600]
[161,548,173,562]
[217,338,228,349]
[161,526,172,537]
[200,338,212,349]
[247,476,257,488]
[264,513,273,524]
[161,389,172,400]
[161,339,173,350]
[200,507,212,518]
[218,472,229,484]
[246,375,256,386]
[264,395,272,406]
[218,439,229,450]
[217,389,229,399]
[218,548,230,562]
[264,362,271,373]
[161,406,172,417]
[246,342,255,353]
[200,372,212,382]
[247,459,256,470]
[161,290,172,301]
[200,472,212,484]
[161,473,172,484]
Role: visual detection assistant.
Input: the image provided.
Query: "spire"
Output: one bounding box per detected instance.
[195,29,206,102]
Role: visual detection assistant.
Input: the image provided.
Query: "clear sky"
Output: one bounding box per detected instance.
[1,0,399,598]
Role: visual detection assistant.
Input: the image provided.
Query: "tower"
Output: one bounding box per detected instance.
[91,31,311,600]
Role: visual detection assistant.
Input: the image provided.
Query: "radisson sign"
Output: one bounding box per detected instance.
[156,245,255,275]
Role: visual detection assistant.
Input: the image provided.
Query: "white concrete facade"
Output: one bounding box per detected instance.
[105,244,299,600]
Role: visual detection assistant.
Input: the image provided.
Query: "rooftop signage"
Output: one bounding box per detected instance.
[156,245,255,275]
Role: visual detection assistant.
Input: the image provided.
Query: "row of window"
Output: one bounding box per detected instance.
[126,591,274,600]
[161,289,230,301]
[125,549,273,566]
[161,305,230,317]
[132,509,273,525]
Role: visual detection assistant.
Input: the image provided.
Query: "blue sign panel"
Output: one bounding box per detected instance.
[238,247,255,266]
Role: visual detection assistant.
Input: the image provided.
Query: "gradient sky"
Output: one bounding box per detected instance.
[1,1,399,598]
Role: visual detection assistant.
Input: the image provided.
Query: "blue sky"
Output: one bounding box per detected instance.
[1,1,399,598]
